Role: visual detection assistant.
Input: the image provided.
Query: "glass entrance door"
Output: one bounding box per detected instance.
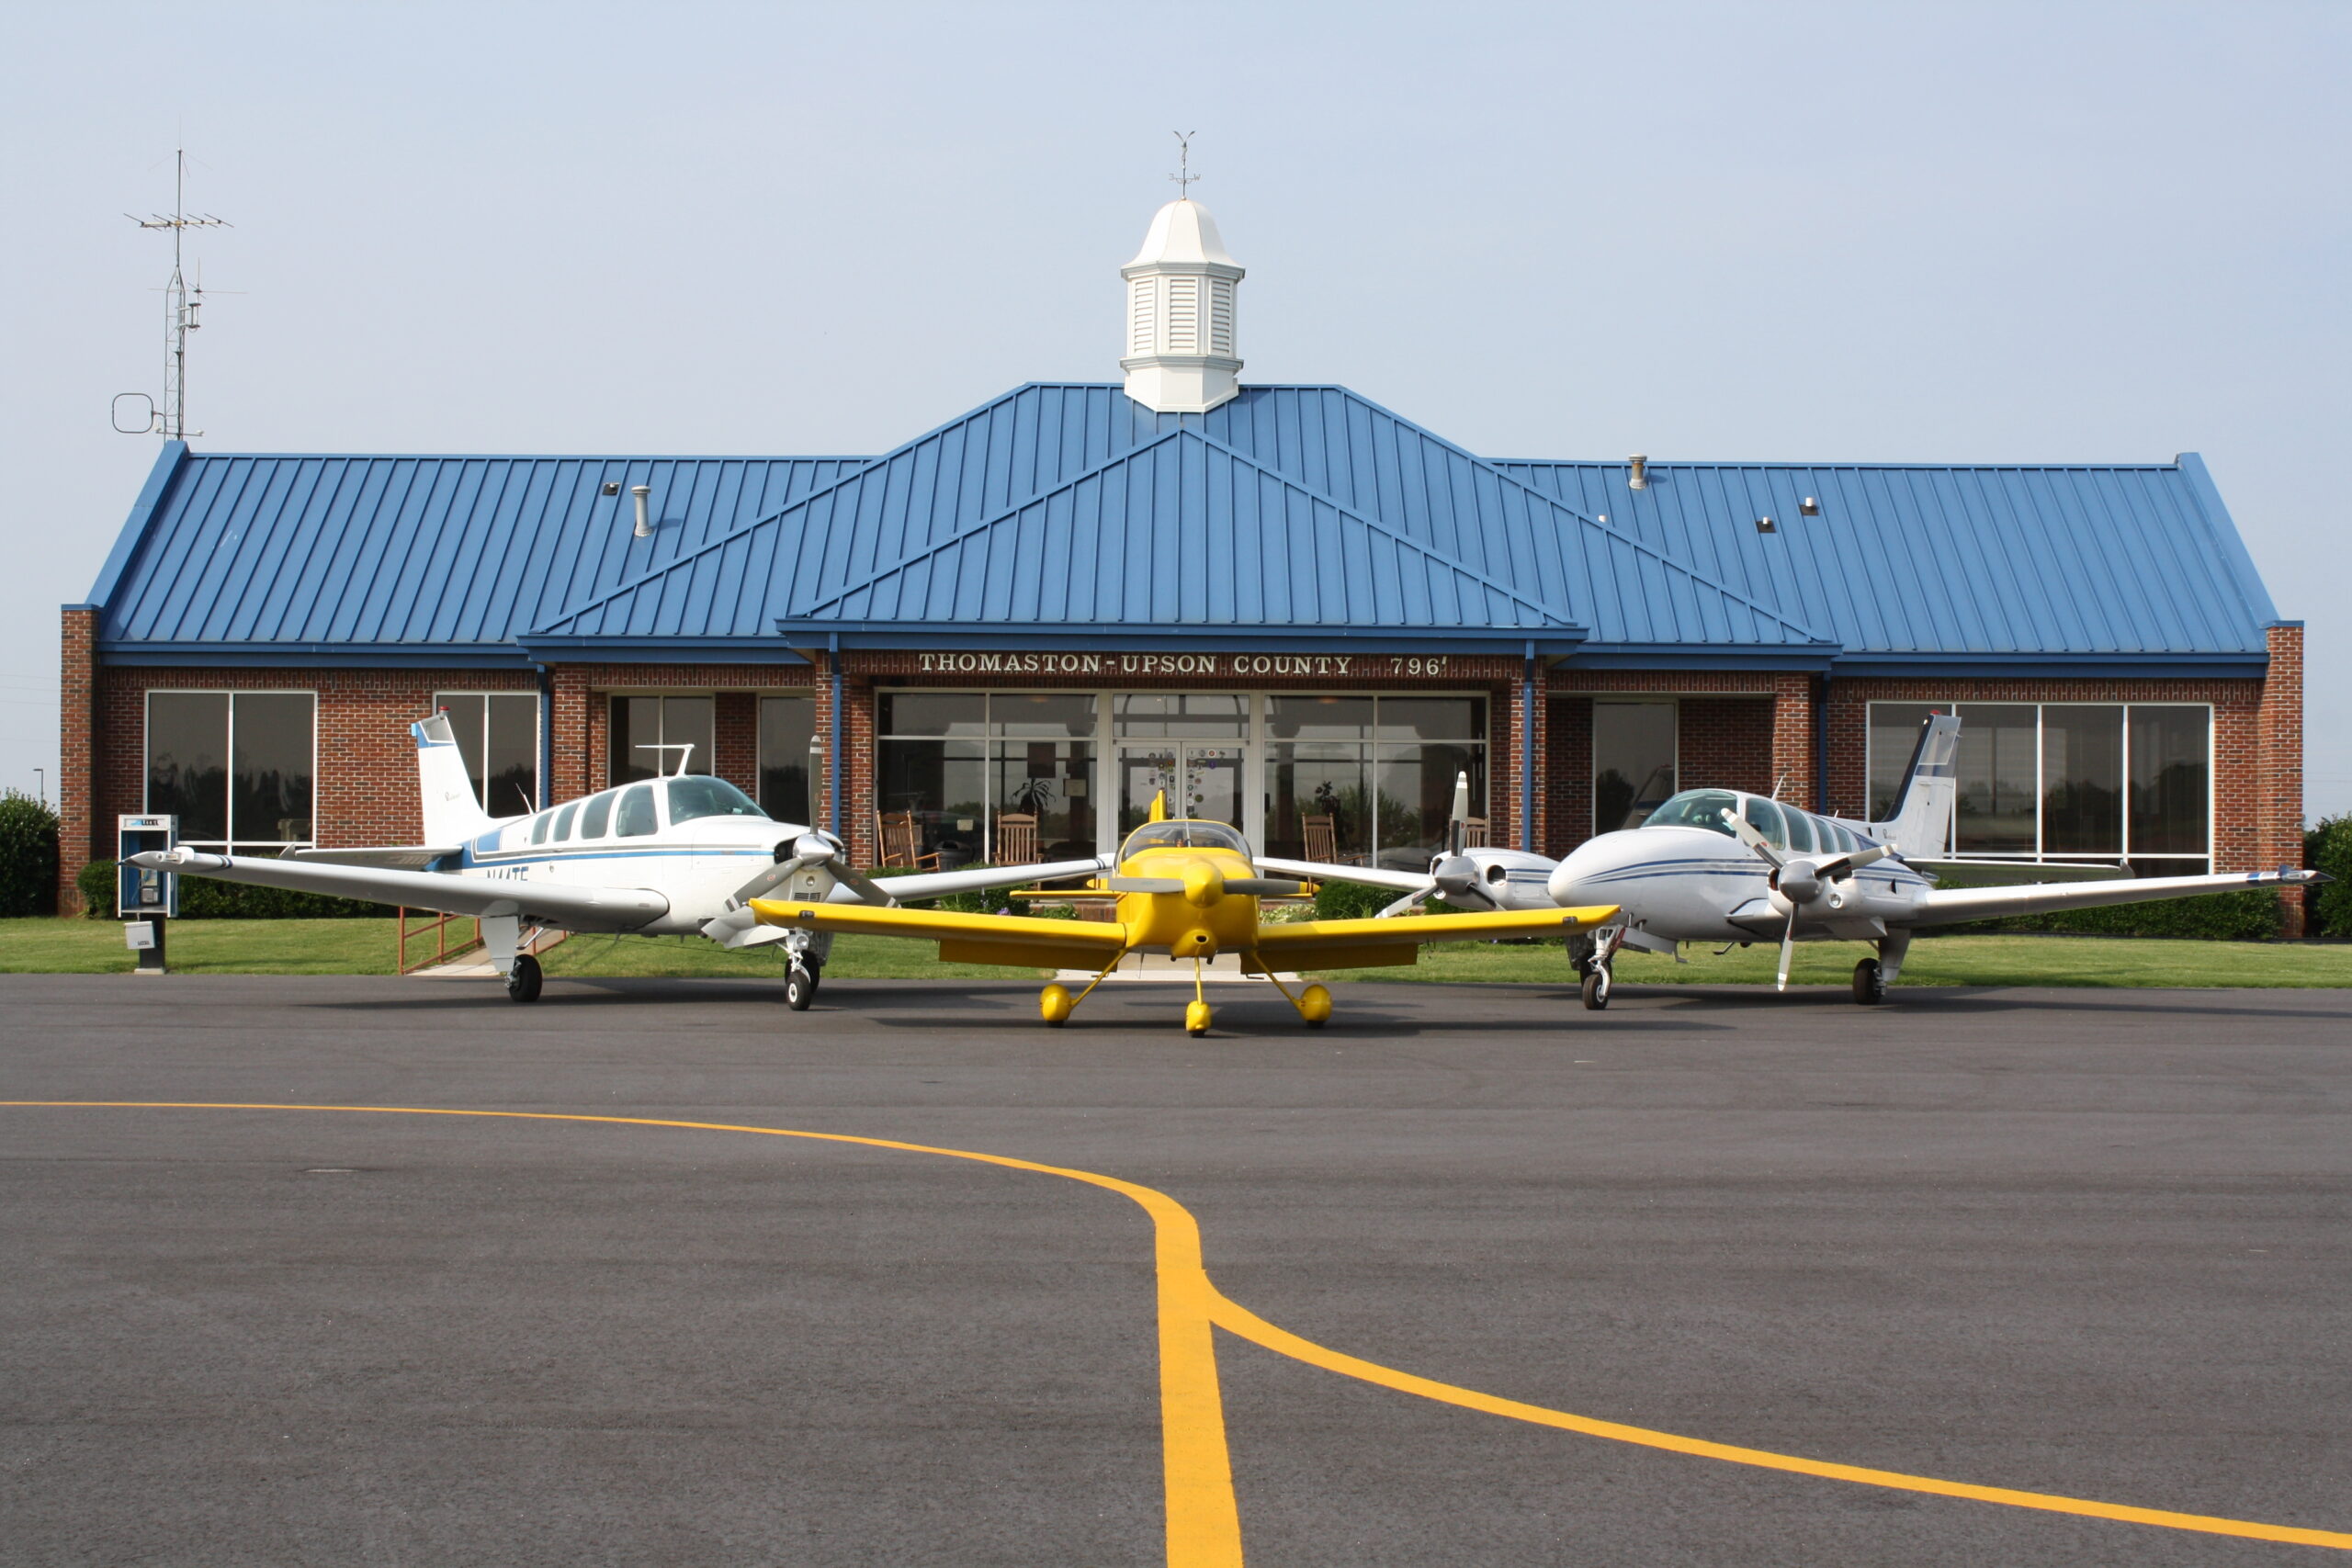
[1118,743,1244,834]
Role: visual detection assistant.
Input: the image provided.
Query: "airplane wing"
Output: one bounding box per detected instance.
[1252,856,1434,894]
[288,845,462,870]
[1905,866,2323,927]
[748,897,1129,972]
[128,849,668,930]
[1251,905,1619,968]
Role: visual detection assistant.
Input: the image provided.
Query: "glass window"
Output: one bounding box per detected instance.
[1743,795,1788,851]
[1266,695,1374,740]
[1267,741,1371,863]
[1114,694,1247,738]
[580,791,615,839]
[553,802,578,841]
[434,693,541,817]
[1645,790,1739,837]
[1374,697,1485,742]
[615,784,658,837]
[990,694,1097,738]
[668,775,765,824]
[1593,702,1677,835]
[1953,703,2039,853]
[146,692,230,843]
[531,813,552,845]
[2041,705,2123,855]
[1374,743,1486,871]
[877,738,989,865]
[611,694,716,784]
[992,739,1094,858]
[758,695,816,824]
[2129,705,2210,859]
[878,693,988,738]
[1866,703,1942,821]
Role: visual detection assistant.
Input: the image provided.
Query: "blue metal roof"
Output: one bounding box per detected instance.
[85,384,2279,673]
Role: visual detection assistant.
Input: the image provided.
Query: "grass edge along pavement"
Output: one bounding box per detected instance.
[3,917,2351,987]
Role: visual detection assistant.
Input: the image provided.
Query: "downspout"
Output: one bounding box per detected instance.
[1521,641,1537,853]
[828,635,843,840]
[535,663,556,808]
[1815,672,1830,814]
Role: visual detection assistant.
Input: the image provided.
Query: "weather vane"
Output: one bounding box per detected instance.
[1169,130,1199,197]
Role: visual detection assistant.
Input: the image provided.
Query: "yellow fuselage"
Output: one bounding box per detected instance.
[1110,845,1264,958]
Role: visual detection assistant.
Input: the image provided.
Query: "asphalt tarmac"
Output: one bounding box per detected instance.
[2,972,2347,1566]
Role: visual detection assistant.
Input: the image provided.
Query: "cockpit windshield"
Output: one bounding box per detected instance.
[666,776,768,825]
[1119,820,1250,858]
[1642,789,1740,837]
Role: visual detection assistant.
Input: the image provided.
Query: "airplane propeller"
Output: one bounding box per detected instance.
[1720,807,1892,991]
[1375,773,1498,917]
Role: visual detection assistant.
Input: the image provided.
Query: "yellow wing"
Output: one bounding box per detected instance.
[749,897,1128,973]
[1250,905,1619,970]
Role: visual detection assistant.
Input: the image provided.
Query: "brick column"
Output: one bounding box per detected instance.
[1770,674,1815,806]
[2258,622,2305,937]
[548,665,594,803]
[843,672,876,864]
[57,608,97,913]
[1545,695,1592,857]
[713,691,759,795]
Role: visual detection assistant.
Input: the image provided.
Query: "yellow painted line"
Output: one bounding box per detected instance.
[8,1101,2346,1556]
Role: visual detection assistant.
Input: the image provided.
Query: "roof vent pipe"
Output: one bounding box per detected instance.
[630,484,651,538]
[1628,454,1648,491]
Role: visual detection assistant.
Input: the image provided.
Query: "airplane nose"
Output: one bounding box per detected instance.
[1547,840,1613,906]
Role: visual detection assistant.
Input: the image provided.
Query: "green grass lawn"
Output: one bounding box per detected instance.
[4,917,2347,989]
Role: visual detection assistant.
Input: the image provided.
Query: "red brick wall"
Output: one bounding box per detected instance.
[1544,697,1591,858]
[57,610,96,911]
[1679,697,1776,797]
[2259,626,2305,937]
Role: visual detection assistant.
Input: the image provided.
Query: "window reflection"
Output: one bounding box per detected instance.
[1593,702,1676,834]
[435,692,541,817]
[758,695,815,825]
[145,691,315,849]
[611,694,715,784]
[1953,704,2039,853]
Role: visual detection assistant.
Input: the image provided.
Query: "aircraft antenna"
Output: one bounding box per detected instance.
[114,148,231,440]
[1168,131,1199,197]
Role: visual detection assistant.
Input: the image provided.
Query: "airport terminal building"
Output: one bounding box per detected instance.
[57,199,2307,928]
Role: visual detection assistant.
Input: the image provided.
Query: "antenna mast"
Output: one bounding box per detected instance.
[120,149,230,440]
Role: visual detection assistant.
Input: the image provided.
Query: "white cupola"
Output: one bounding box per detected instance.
[1120,198,1245,413]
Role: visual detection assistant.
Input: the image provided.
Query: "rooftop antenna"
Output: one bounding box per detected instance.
[1169,130,1199,198]
[114,148,230,441]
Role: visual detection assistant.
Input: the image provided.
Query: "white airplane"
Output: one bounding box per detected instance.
[126,713,1109,1006]
[1272,716,2328,1008]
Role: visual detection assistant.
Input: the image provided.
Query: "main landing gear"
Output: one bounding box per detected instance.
[1034,953,1334,1034]
[504,953,543,1004]
[786,960,823,1011]
[1851,959,1886,1004]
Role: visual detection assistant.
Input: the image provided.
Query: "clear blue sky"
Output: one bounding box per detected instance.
[5,1,2346,817]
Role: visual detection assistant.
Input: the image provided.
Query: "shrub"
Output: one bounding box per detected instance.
[0,791,60,916]
[1313,876,1395,922]
[1929,887,2283,942]
[72,854,387,919]
[77,857,118,918]
[2310,816,2352,938]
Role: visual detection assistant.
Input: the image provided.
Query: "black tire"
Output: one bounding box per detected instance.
[504,953,543,1004]
[786,966,815,1011]
[1581,968,1611,1010]
[1852,958,1885,1005]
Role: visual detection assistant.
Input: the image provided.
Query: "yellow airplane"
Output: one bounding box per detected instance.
[750,795,1619,1035]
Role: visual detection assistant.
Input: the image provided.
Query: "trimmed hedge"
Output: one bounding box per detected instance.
[0,792,59,917]
[867,863,1079,918]
[1927,886,2284,942]
[74,857,392,920]
[2310,816,2352,939]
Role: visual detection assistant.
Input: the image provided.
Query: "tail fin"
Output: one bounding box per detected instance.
[1148,789,1169,823]
[413,713,495,843]
[1871,713,1962,856]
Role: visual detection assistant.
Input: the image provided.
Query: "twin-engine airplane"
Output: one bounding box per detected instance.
[749,794,1621,1034]
[1284,717,2328,1008]
[127,713,1107,1005]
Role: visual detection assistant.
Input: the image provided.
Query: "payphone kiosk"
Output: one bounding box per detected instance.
[118,815,177,974]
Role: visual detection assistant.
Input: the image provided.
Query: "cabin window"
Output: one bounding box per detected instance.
[530,813,552,846]
[758,695,816,824]
[553,803,578,842]
[611,695,716,784]
[668,776,764,824]
[1592,701,1677,836]
[580,792,615,840]
[1742,795,1788,851]
[144,690,316,852]
[615,784,658,838]
[1784,808,1815,855]
[1643,789,1738,837]
[1866,702,2211,872]
[433,694,540,818]
[878,693,1096,866]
